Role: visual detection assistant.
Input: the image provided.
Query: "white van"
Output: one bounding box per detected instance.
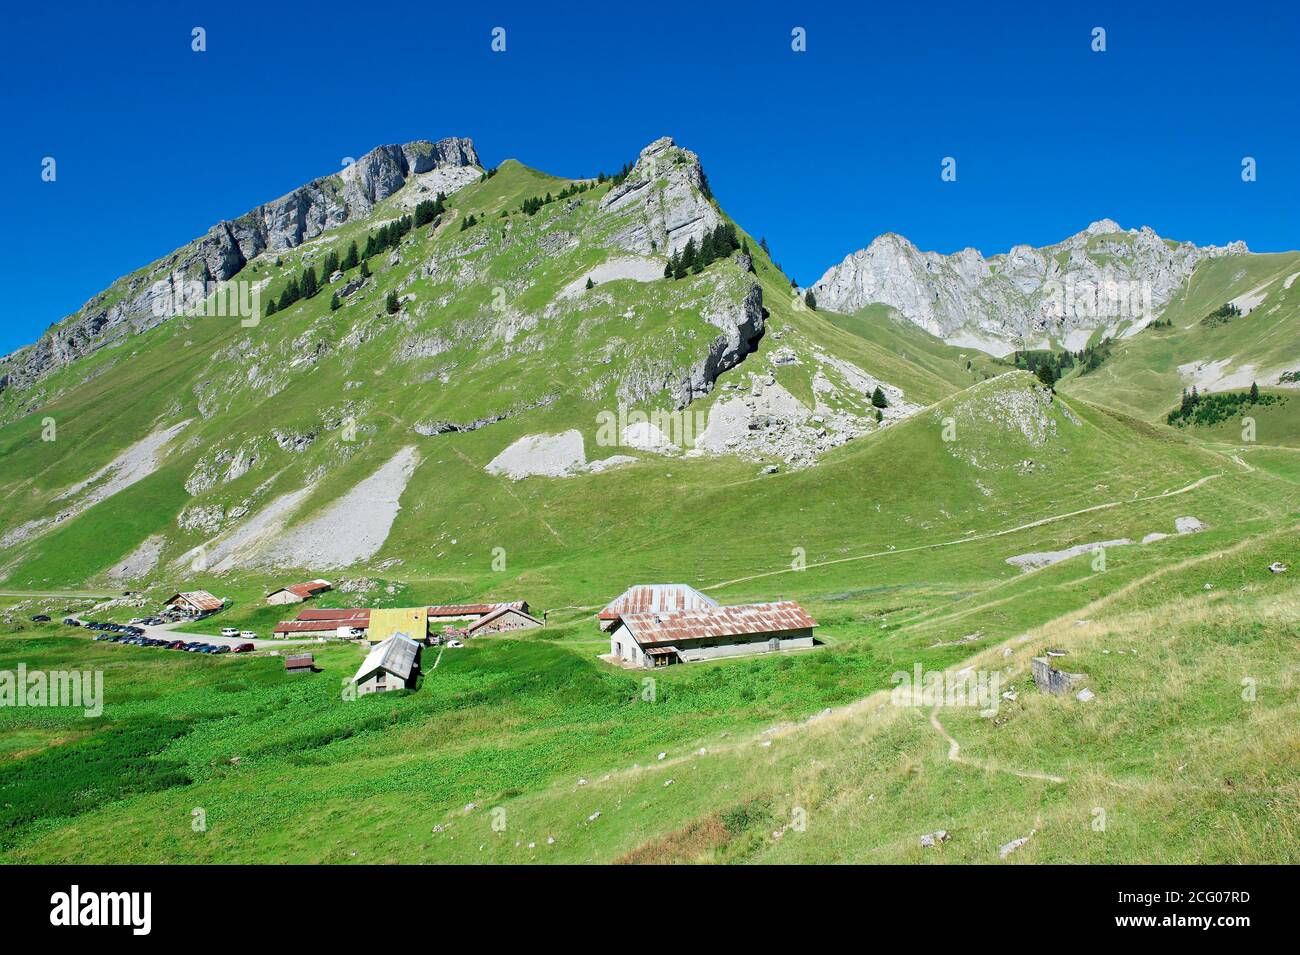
[221,627,239,637]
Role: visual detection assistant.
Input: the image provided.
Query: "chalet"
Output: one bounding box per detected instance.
[466,605,543,636]
[273,607,370,639]
[164,590,224,617]
[265,579,333,606]
[284,653,315,673]
[597,584,718,632]
[427,601,530,623]
[352,635,421,695]
[606,601,817,668]
[271,601,537,642]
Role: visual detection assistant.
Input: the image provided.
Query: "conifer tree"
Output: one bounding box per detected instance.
[872,386,889,409]
[385,290,399,314]
[330,292,340,311]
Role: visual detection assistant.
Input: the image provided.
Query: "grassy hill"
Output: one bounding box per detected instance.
[1,137,1296,865]
[1061,252,1300,424]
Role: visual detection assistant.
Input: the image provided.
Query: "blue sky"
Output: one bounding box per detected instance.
[3,0,1297,353]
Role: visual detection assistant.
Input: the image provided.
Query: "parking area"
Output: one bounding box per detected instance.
[70,617,314,652]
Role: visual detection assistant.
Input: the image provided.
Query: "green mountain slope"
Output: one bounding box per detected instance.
[1061,252,1300,423]
[1,135,1296,865]
[0,138,999,593]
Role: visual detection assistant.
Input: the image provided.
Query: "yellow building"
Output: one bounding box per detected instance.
[364,606,428,644]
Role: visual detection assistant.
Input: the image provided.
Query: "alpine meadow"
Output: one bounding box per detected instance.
[2,6,1297,876]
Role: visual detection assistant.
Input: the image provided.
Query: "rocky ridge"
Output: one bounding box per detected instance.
[0,138,479,393]
[808,220,1248,354]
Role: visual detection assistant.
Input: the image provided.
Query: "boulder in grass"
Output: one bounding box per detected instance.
[999,830,1036,859]
[919,829,950,848]
[1031,656,1087,695]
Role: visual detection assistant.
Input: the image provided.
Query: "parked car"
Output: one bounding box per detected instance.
[239,631,256,639]
[212,645,230,654]
[93,634,114,642]
[30,614,51,622]
[63,617,81,627]
[232,643,255,653]
[220,628,239,637]
[447,640,465,648]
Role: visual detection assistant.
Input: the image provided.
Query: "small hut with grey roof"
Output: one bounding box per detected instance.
[352,634,422,695]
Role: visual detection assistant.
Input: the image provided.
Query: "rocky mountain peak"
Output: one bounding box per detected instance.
[597,137,721,255]
[809,221,1251,354]
[1084,218,1124,236]
[1,136,481,393]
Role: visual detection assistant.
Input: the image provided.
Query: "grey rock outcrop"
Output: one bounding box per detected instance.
[1031,656,1087,695]
[807,221,1248,354]
[676,282,766,407]
[598,137,722,256]
[1,138,479,394]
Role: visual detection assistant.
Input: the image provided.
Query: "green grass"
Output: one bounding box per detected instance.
[0,146,1296,864]
[1062,252,1300,422]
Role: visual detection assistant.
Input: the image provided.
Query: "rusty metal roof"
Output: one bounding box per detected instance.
[273,618,365,634]
[466,606,543,633]
[269,579,333,599]
[427,602,526,617]
[617,601,817,647]
[597,584,719,620]
[166,591,224,613]
[294,608,371,622]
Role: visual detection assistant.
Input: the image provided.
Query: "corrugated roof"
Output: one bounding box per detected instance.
[467,606,543,633]
[427,602,526,617]
[618,601,817,647]
[353,635,420,684]
[294,608,371,622]
[268,579,333,599]
[273,619,363,634]
[167,591,224,613]
[285,654,315,669]
[598,584,719,620]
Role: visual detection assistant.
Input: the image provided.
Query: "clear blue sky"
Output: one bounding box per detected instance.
[3,0,1297,353]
